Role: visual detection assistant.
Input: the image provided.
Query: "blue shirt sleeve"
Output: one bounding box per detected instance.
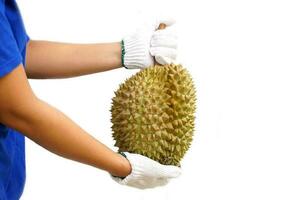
[0,8,23,78]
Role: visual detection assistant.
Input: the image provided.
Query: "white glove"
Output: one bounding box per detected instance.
[111,152,181,189]
[122,17,178,69]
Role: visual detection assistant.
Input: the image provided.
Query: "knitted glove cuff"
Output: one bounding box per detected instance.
[122,35,153,69]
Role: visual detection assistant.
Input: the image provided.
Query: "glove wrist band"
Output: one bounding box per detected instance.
[118,151,127,158]
[121,40,127,69]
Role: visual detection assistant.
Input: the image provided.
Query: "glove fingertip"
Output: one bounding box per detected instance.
[155,55,173,65]
[163,166,182,178]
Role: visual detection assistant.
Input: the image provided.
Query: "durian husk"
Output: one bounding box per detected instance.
[111,64,196,166]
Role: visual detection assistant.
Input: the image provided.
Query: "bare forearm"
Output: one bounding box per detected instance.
[25,40,122,79]
[2,97,130,177]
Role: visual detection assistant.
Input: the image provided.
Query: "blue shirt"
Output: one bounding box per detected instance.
[0,0,29,199]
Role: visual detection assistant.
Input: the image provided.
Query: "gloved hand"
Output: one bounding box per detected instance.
[122,17,178,69]
[111,152,181,189]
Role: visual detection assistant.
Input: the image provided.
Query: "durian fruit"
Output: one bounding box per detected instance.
[111,64,196,166]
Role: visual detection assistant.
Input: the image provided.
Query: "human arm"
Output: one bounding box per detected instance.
[25,18,177,79]
[0,65,130,177]
[25,40,122,79]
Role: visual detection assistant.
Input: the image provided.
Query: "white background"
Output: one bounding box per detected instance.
[17,0,300,199]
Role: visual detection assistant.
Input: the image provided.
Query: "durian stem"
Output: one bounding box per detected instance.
[154,23,167,66]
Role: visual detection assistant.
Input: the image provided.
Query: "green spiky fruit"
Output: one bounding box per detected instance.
[111,64,196,166]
